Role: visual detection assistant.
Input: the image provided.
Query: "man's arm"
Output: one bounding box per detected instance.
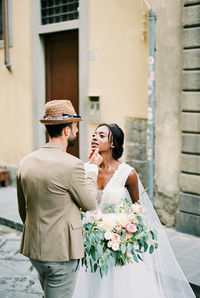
[69,160,98,212]
[16,174,26,224]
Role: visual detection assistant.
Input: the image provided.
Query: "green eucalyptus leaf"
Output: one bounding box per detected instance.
[154,242,159,249]
[127,243,132,253]
[94,263,98,273]
[91,248,96,261]
[90,258,93,273]
[144,242,148,252]
[149,244,154,254]
[133,253,139,263]
[100,268,103,279]
[121,243,126,254]
[109,255,115,266]
[137,254,143,261]
[97,243,103,255]
[150,230,155,240]
[135,249,143,254]
[103,263,109,275]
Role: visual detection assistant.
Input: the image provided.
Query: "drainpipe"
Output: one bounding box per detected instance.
[147,10,156,202]
[2,0,12,72]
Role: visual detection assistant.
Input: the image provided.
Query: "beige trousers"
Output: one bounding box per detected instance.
[30,259,79,298]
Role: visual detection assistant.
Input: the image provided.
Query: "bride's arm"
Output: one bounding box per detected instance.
[126,169,139,203]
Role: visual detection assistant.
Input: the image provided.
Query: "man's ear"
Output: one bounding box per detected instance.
[63,126,71,137]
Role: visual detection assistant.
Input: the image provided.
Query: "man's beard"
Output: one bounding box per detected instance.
[68,136,76,147]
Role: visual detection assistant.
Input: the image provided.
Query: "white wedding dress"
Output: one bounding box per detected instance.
[72,163,195,298]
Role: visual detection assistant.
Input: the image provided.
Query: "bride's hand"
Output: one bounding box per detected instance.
[89,148,103,167]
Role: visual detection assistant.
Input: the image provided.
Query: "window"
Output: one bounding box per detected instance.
[0,0,3,40]
[41,0,79,25]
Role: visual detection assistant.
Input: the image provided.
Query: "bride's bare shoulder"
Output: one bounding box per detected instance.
[126,168,138,185]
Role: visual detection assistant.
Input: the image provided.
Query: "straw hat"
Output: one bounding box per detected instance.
[39,100,83,125]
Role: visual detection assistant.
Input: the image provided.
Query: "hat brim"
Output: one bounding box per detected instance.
[39,117,83,125]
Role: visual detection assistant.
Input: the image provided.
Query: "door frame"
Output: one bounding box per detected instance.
[30,0,89,161]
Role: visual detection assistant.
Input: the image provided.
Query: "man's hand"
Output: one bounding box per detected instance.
[89,148,103,167]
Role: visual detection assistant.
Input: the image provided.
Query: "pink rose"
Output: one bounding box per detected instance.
[125,232,132,240]
[90,209,102,221]
[111,233,121,243]
[125,223,137,233]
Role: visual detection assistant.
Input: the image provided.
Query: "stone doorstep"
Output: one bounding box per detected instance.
[0,168,9,187]
[0,165,17,187]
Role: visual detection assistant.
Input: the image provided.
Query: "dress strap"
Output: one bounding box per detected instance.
[111,163,133,187]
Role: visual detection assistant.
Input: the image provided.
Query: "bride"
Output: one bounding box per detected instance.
[73,123,195,298]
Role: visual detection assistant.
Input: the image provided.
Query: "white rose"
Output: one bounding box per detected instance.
[131,203,143,214]
[115,213,129,226]
[112,243,119,251]
[99,221,114,231]
[107,241,112,248]
[104,231,113,240]
[98,214,117,231]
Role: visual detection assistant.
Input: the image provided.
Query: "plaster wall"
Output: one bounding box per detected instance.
[88,0,149,154]
[0,0,33,165]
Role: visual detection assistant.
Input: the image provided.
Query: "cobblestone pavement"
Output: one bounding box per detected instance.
[0,225,42,298]
[0,188,199,297]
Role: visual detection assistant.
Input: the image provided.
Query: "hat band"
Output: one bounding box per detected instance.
[43,113,81,120]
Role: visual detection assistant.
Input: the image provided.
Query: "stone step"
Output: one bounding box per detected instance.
[182,132,200,154]
[181,154,200,174]
[179,192,200,215]
[182,112,200,133]
[180,173,200,194]
[183,5,200,27]
[183,27,200,48]
[176,210,200,236]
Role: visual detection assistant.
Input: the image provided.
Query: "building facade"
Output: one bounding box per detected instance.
[0,0,148,180]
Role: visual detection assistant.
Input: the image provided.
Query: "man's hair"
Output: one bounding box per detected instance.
[45,123,72,138]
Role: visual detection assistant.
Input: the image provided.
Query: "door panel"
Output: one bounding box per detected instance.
[45,30,79,157]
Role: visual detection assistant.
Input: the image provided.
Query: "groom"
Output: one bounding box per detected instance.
[17,100,102,298]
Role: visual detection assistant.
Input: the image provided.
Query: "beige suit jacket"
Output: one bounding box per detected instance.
[17,143,97,262]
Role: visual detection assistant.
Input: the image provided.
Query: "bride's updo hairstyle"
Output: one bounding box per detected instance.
[97,123,124,160]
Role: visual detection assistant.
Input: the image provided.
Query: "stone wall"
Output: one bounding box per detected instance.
[176,0,200,236]
[125,117,147,189]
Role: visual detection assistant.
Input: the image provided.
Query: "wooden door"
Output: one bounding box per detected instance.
[45,30,79,157]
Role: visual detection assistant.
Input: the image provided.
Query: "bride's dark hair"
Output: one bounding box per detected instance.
[97,123,124,160]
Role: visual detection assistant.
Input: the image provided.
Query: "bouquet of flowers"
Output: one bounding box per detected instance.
[81,198,158,278]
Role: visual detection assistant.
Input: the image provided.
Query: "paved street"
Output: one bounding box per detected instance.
[0,187,200,297]
[0,224,42,298]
